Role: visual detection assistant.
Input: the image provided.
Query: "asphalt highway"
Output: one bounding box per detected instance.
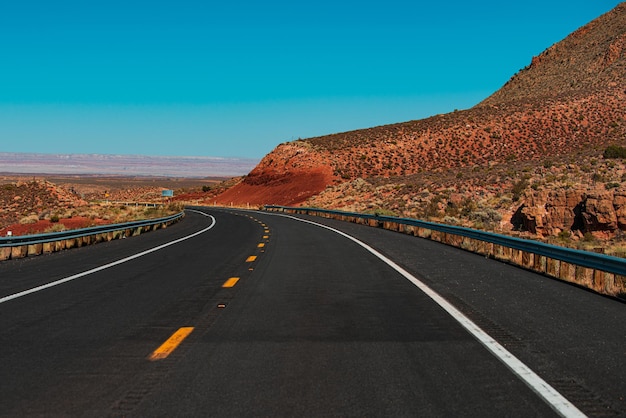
[0,208,623,417]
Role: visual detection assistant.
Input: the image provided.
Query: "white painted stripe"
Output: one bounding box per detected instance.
[0,210,216,305]
[268,212,586,418]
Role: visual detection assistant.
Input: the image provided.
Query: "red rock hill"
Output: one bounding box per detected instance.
[216,3,626,207]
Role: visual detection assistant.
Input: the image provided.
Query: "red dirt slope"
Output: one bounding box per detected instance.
[0,217,109,237]
[213,143,336,206]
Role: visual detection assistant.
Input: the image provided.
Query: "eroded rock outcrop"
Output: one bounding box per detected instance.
[515,187,626,238]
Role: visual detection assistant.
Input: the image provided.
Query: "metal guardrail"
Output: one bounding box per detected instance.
[0,212,185,247]
[265,205,626,278]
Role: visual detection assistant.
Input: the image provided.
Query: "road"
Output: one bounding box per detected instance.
[0,208,623,417]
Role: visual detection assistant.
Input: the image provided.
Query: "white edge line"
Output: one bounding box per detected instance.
[265,211,586,418]
[0,210,216,305]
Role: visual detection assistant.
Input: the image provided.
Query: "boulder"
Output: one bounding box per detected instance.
[582,191,618,232]
[515,187,626,237]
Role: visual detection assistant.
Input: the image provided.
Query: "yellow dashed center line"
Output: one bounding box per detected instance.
[263,235,269,239]
[246,255,257,262]
[258,243,265,248]
[222,277,240,288]
[149,327,194,361]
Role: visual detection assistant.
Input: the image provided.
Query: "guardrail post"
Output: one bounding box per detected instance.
[533,254,545,273]
[511,248,522,265]
[418,227,431,239]
[592,269,606,292]
[449,234,462,247]
[493,244,502,260]
[559,261,573,283]
[546,258,558,278]
[55,240,65,252]
[11,245,27,259]
[575,265,592,288]
[27,243,43,257]
[0,247,11,261]
[522,251,532,268]
[614,274,626,295]
[42,242,53,254]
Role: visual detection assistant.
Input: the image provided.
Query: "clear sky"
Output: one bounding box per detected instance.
[0,1,621,159]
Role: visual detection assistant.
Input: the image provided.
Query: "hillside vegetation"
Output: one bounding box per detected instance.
[210,4,626,250]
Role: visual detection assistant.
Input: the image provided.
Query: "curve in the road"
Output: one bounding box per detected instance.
[0,210,216,305]
[265,211,586,418]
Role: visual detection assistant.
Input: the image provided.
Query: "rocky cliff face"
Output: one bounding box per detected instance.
[515,187,626,238]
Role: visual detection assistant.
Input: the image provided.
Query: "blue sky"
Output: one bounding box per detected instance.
[0,1,621,159]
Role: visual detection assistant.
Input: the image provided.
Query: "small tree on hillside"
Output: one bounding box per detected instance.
[603,145,626,159]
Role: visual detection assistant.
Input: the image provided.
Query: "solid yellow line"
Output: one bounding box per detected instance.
[246,255,257,262]
[222,277,240,288]
[149,327,194,361]
[258,243,265,248]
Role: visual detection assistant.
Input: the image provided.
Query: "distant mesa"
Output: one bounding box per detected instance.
[0,152,259,178]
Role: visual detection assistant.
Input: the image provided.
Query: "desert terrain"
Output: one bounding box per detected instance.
[202,3,626,255]
[0,174,225,236]
[2,4,626,258]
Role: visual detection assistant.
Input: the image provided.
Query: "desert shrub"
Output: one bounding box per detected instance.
[592,173,607,183]
[443,216,461,225]
[557,230,571,242]
[202,185,211,192]
[19,214,40,224]
[167,203,184,212]
[50,214,60,223]
[44,224,66,233]
[603,145,626,159]
[605,182,621,190]
[425,196,443,218]
[143,207,159,217]
[460,198,478,217]
[469,209,502,228]
[364,208,397,217]
[512,178,529,201]
[582,232,596,243]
